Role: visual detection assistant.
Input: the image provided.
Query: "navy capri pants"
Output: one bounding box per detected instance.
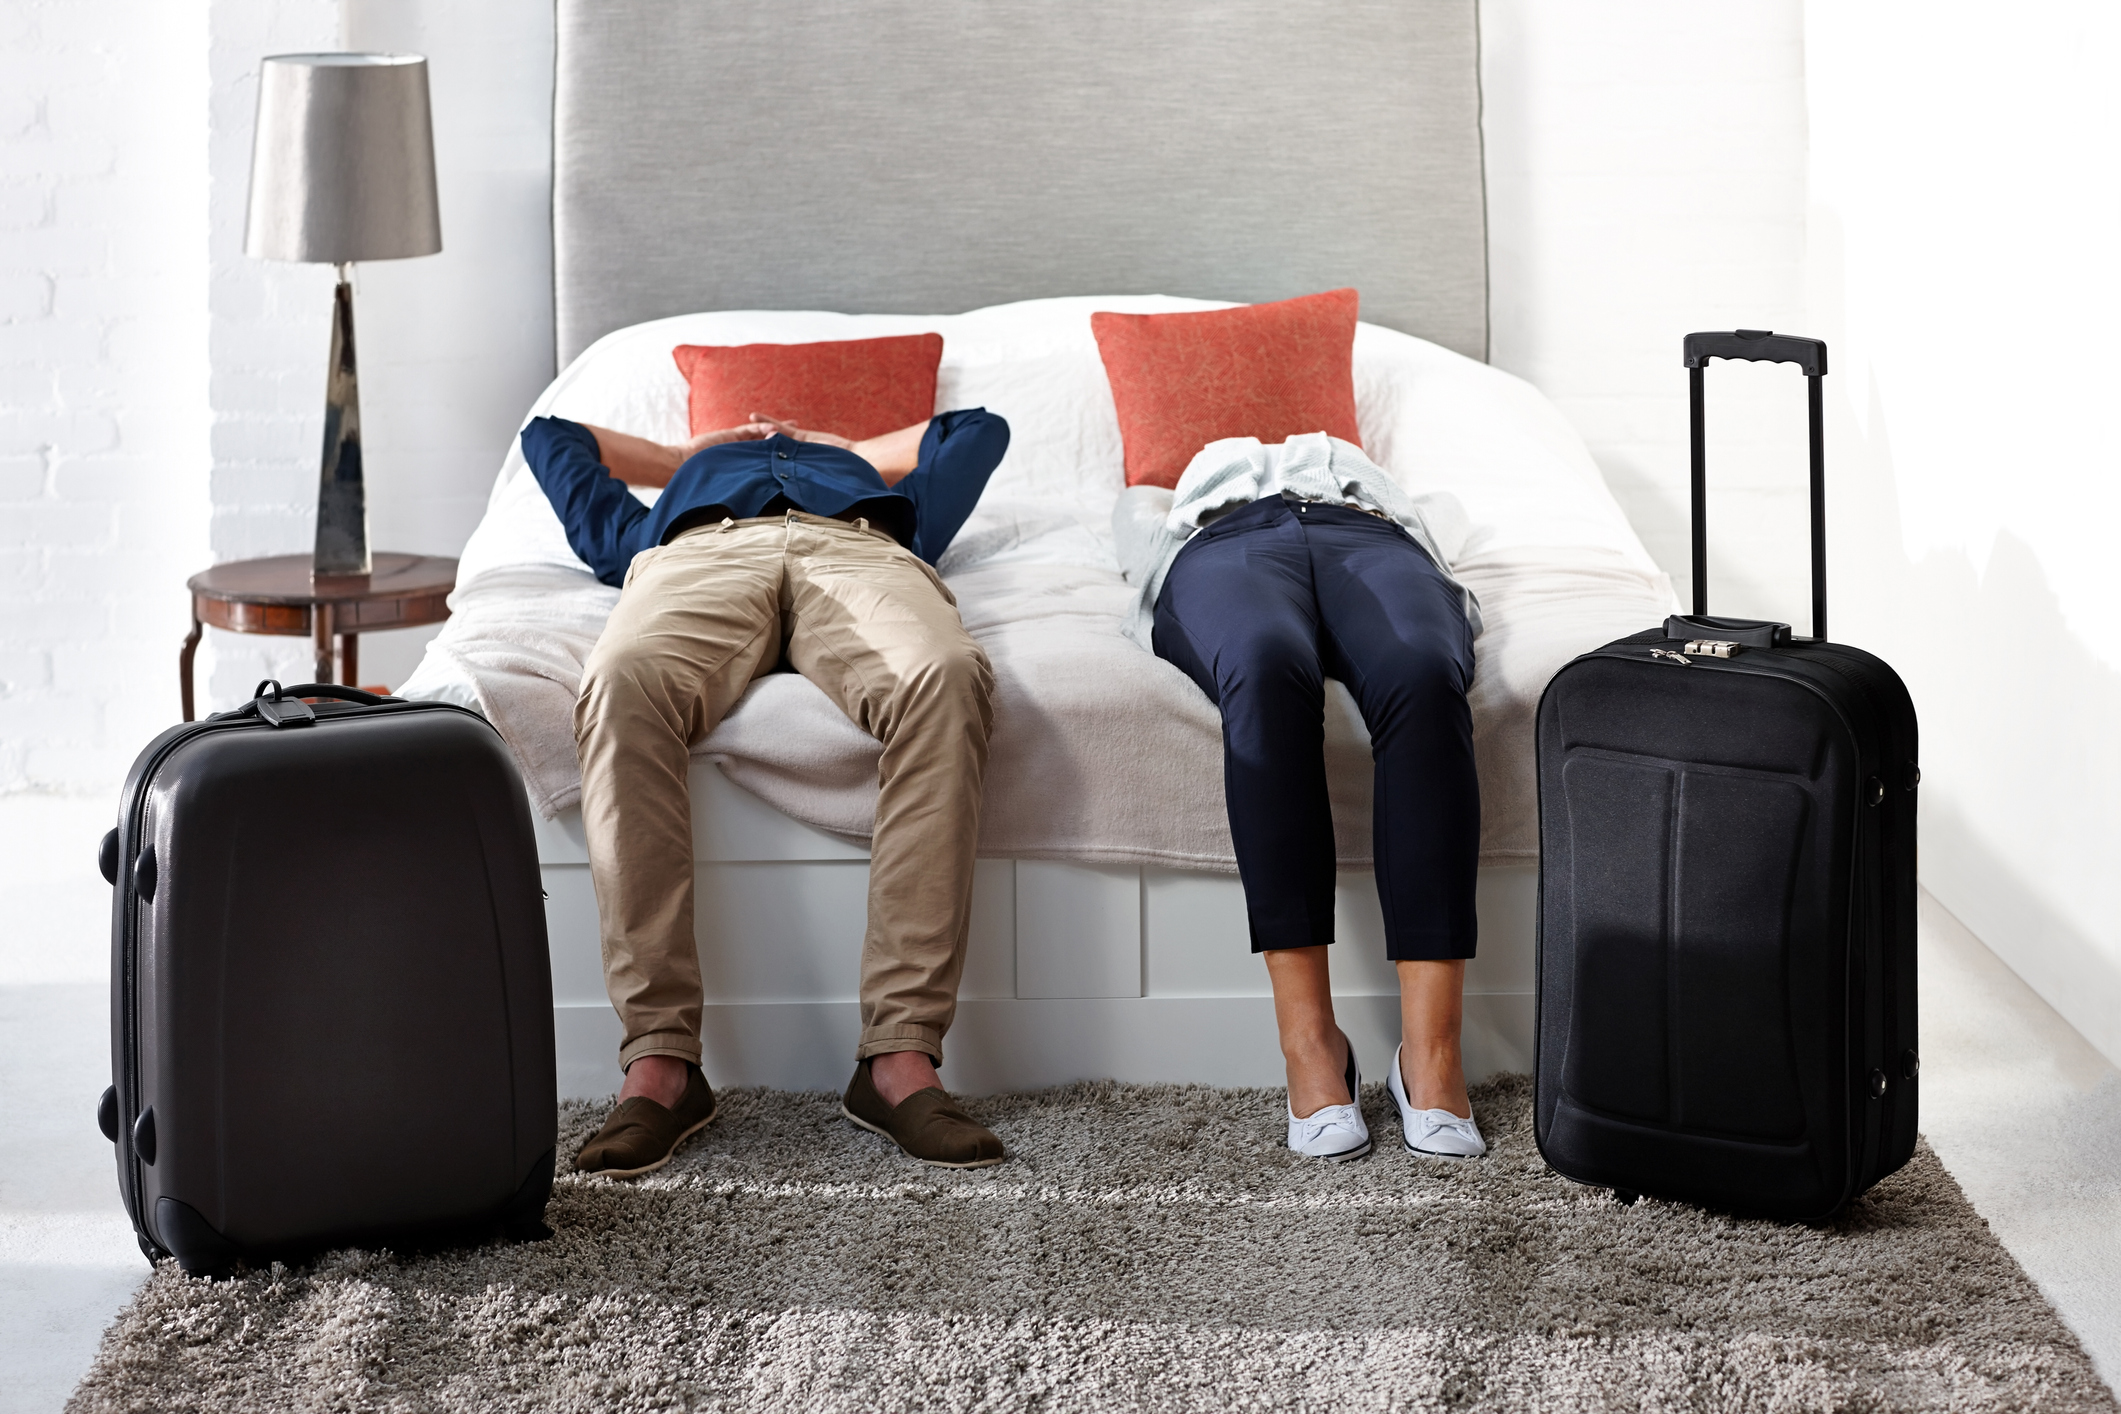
[1152,495,1480,961]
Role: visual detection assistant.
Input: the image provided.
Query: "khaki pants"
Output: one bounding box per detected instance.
[574,512,995,1070]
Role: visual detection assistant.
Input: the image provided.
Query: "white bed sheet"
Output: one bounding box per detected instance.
[398,296,1673,866]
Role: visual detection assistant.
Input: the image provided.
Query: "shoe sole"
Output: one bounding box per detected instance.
[1295,1136,1373,1162]
[1402,1136,1483,1160]
[840,1104,1008,1168]
[581,1103,720,1180]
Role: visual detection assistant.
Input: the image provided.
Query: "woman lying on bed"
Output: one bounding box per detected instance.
[1115,433,1487,1162]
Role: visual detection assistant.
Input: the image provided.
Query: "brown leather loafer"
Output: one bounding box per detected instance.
[841,1058,1006,1168]
[575,1065,718,1178]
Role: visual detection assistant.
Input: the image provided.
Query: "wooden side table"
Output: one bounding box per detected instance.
[180,553,457,721]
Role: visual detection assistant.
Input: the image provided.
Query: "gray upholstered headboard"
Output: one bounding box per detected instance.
[553,0,1487,367]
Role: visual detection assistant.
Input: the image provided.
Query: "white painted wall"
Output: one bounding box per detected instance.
[1805,1,2121,1065]
[1482,0,2121,1066]
[0,0,211,791]
[341,0,555,575]
[1481,0,1815,627]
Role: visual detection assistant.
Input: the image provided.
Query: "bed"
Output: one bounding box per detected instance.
[395,0,1676,1098]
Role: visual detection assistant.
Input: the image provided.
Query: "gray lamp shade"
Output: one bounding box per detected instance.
[244,53,441,264]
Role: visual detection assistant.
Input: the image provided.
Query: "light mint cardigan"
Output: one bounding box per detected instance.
[1111,433,1482,648]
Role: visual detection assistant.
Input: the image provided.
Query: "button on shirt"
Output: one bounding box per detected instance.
[519,409,1009,588]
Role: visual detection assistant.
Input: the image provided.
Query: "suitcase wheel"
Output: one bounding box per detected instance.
[131,1106,156,1165]
[97,1085,117,1142]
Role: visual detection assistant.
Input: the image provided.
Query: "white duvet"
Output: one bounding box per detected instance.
[398,296,1674,867]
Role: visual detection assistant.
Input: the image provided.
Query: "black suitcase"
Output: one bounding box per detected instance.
[97,681,556,1274]
[1533,331,1919,1221]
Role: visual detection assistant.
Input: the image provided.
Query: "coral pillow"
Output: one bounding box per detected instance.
[672,333,943,442]
[1090,289,1363,488]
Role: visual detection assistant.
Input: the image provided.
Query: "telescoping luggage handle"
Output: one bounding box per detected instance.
[1684,330,1830,641]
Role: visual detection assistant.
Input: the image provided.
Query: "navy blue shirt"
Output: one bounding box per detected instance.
[520,408,1010,587]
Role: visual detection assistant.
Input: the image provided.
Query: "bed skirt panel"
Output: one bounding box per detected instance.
[539,764,1536,1097]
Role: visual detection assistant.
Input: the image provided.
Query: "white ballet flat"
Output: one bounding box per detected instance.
[1286,1034,1371,1161]
[1388,1042,1486,1158]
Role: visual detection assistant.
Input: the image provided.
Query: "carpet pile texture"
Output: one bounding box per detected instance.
[68,1076,2118,1412]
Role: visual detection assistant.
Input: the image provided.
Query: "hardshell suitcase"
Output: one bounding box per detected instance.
[98,681,556,1274]
[1533,331,1919,1221]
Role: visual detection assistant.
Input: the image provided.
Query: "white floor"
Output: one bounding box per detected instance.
[1,793,2115,1410]
[1915,891,2121,1384]
[0,795,153,1414]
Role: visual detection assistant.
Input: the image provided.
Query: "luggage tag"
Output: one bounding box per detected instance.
[250,679,316,729]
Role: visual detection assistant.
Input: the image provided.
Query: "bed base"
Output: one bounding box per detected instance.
[536,763,1536,1099]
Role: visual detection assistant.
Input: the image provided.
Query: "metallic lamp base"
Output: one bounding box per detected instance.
[313,265,370,578]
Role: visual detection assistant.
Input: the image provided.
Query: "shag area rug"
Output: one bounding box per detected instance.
[70,1076,2116,1413]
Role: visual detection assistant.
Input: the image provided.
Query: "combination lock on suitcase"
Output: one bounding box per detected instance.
[1534,332,1919,1221]
[99,681,557,1274]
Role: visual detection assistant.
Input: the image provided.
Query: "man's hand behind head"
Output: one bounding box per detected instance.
[752,413,932,485]
[679,420,777,458]
[749,414,855,452]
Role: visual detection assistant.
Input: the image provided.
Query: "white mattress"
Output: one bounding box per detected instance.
[398,296,1673,866]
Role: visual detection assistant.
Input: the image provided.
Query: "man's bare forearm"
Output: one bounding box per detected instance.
[576,423,682,487]
[578,420,772,487]
[852,421,929,485]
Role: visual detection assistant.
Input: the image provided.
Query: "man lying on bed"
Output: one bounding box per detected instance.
[519,405,1011,1173]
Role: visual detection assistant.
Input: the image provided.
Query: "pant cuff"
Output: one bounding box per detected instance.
[1385,931,1478,963]
[619,1031,702,1071]
[856,1024,944,1064]
[1249,916,1338,953]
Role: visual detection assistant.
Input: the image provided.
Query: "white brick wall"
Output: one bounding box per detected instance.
[3,0,557,762]
[195,0,555,709]
[199,0,343,708]
[0,0,211,793]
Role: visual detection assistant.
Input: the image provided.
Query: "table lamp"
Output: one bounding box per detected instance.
[243,53,441,579]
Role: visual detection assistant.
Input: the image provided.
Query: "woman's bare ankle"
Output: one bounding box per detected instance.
[1283,1029,1352,1117]
[1398,1044,1469,1118]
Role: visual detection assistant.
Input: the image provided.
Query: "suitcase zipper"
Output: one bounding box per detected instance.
[1799,645,1920,1183]
[114,720,222,1257]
